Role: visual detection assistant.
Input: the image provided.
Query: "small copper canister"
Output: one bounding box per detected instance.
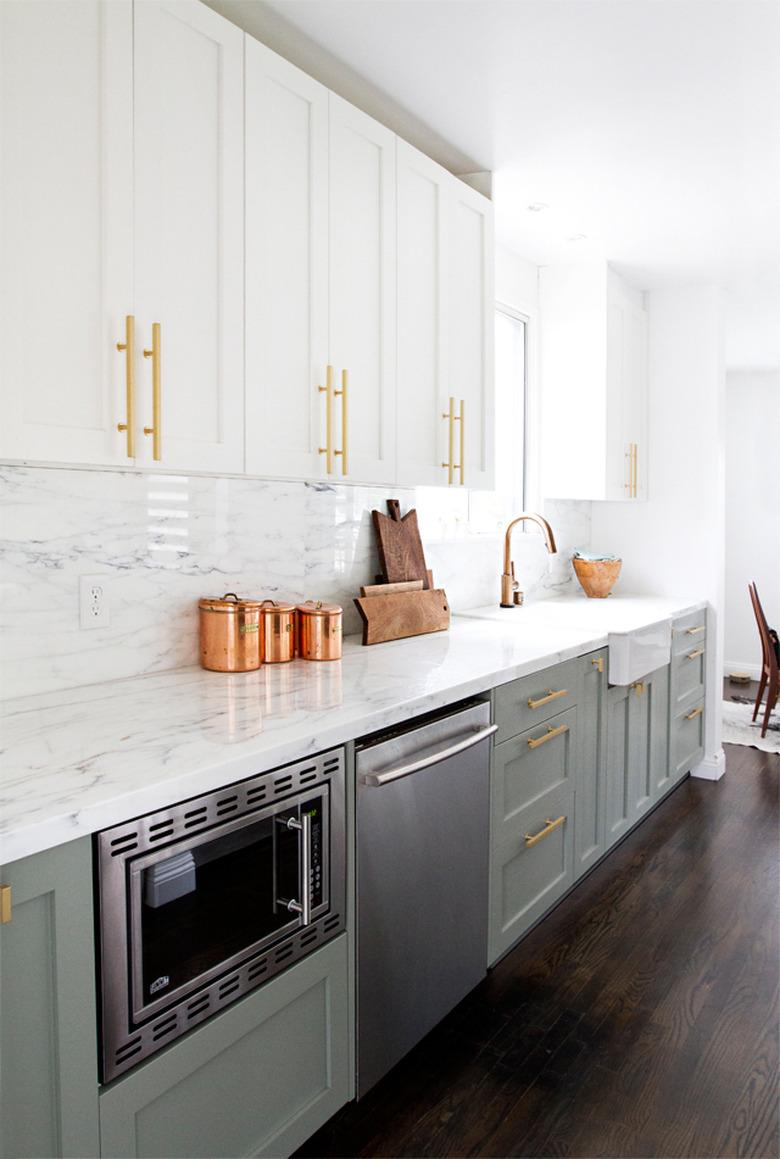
[296,600,343,661]
[259,599,296,663]
[198,593,263,672]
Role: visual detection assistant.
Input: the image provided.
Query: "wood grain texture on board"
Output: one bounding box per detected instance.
[354,589,450,645]
[372,500,431,589]
[359,580,424,598]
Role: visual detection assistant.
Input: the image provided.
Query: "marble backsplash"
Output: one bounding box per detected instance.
[0,465,590,699]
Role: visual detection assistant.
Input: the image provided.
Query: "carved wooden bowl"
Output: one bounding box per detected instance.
[573,557,622,599]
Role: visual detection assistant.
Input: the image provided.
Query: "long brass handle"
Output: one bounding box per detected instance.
[116,314,135,458]
[457,398,465,485]
[527,688,568,710]
[0,884,11,924]
[685,706,703,720]
[441,395,455,485]
[686,648,705,660]
[527,723,568,750]
[318,365,334,474]
[632,443,638,498]
[625,443,632,494]
[334,368,348,476]
[142,322,162,461]
[685,626,705,636]
[525,815,566,848]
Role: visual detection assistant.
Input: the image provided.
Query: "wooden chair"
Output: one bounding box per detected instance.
[748,582,779,739]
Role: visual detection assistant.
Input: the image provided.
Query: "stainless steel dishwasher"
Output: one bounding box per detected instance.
[356,699,497,1097]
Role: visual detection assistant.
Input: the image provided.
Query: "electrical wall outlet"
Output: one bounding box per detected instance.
[79,576,110,629]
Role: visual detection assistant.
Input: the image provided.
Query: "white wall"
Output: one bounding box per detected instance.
[590,284,726,778]
[724,369,780,676]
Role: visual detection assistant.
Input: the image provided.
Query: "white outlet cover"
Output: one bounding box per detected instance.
[79,575,110,629]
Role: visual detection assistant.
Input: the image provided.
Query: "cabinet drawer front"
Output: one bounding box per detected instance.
[672,642,706,708]
[672,701,705,780]
[493,708,576,843]
[489,784,574,962]
[672,610,707,655]
[494,657,579,742]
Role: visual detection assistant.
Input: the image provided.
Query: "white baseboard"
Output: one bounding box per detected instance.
[723,660,761,681]
[691,749,726,781]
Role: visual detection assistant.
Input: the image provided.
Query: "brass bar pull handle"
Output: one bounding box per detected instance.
[525,815,566,848]
[685,626,705,636]
[633,443,638,497]
[591,657,605,674]
[527,688,568,710]
[334,368,348,476]
[441,395,455,484]
[457,398,465,485]
[685,706,703,720]
[527,723,568,750]
[318,365,334,474]
[625,443,632,493]
[0,884,11,924]
[686,648,705,660]
[142,322,162,461]
[116,314,136,458]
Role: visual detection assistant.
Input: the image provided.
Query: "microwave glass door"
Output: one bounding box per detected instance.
[129,790,328,1020]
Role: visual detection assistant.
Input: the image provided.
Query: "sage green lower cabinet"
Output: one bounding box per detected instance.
[99,933,350,1159]
[489,708,576,964]
[0,838,100,1159]
[574,649,607,878]
[606,665,671,850]
[671,698,705,783]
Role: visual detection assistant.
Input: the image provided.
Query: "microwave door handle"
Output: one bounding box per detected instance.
[275,812,312,927]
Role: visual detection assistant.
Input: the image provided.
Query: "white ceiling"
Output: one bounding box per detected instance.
[210,0,780,367]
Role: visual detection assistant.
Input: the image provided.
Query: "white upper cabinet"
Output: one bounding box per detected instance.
[245,39,329,480]
[447,181,495,490]
[328,95,397,485]
[0,0,133,466]
[134,0,244,474]
[541,260,647,501]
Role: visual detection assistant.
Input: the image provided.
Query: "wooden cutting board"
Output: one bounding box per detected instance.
[354,589,450,646]
[359,580,423,598]
[371,500,430,589]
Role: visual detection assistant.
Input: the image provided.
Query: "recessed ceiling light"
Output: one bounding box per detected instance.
[527,202,549,213]
[567,233,588,242]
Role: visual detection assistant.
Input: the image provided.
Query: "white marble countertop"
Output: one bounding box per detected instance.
[0,594,706,864]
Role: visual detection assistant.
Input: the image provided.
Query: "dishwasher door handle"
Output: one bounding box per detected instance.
[360,723,498,787]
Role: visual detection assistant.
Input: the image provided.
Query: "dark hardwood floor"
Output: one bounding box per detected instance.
[299,745,779,1158]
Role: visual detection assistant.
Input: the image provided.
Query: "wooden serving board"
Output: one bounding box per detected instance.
[372,500,431,590]
[359,580,423,598]
[354,589,450,646]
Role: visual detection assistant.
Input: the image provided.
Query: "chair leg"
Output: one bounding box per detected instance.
[753,671,767,720]
[760,674,777,739]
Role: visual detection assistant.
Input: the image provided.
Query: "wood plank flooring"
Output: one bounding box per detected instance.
[298,745,779,1158]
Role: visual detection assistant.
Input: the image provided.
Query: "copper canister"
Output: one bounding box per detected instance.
[296,600,343,661]
[259,599,296,663]
[198,593,264,672]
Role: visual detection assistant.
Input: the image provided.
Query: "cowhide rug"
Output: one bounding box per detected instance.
[722,695,780,754]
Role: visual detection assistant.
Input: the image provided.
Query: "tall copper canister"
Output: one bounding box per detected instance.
[296,600,343,661]
[259,599,296,663]
[198,593,263,672]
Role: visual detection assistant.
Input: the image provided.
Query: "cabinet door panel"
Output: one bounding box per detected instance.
[492,708,576,845]
[605,683,632,847]
[134,0,243,473]
[575,651,607,876]
[245,40,328,480]
[0,0,132,466]
[448,182,494,490]
[396,140,448,487]
[329,94,396,484]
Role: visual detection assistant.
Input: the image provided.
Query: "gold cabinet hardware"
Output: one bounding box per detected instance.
[624,442,638,497]
[631,681,645,697]
[591,657,605,674]
[457,398,464,485]
[524,815,566,848]
[0,884,11,924]
[527,723,568,750]
[685,626,705,636]
[632,442,638,497]
[333,368,348,475]
[441,395,456,485]
[318,365,334,474]
[527,688,568,710]
[686,648,705,660]
[142,322,162,461]
[116,314,136,458]
[685,706,703,720]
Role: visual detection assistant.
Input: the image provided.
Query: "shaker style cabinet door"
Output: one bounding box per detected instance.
[328,94,397,484]
[0,0,133,466]
[133,0,244,474]
[606,280,648,501]
[447,180,495,491]
[245,39,329,480]
[395,140,449,487]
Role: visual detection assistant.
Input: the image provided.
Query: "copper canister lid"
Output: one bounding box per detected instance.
[199,592,265,613]
[258,599,296,615]
[296,600,343,616]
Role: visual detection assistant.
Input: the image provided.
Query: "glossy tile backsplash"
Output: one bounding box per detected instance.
[0,466,590,699]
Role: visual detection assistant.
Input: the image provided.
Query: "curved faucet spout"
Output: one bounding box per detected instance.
[501,513,557,608]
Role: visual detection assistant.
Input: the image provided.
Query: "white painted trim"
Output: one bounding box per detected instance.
[691,748,726,780]
[723,661,761,681]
